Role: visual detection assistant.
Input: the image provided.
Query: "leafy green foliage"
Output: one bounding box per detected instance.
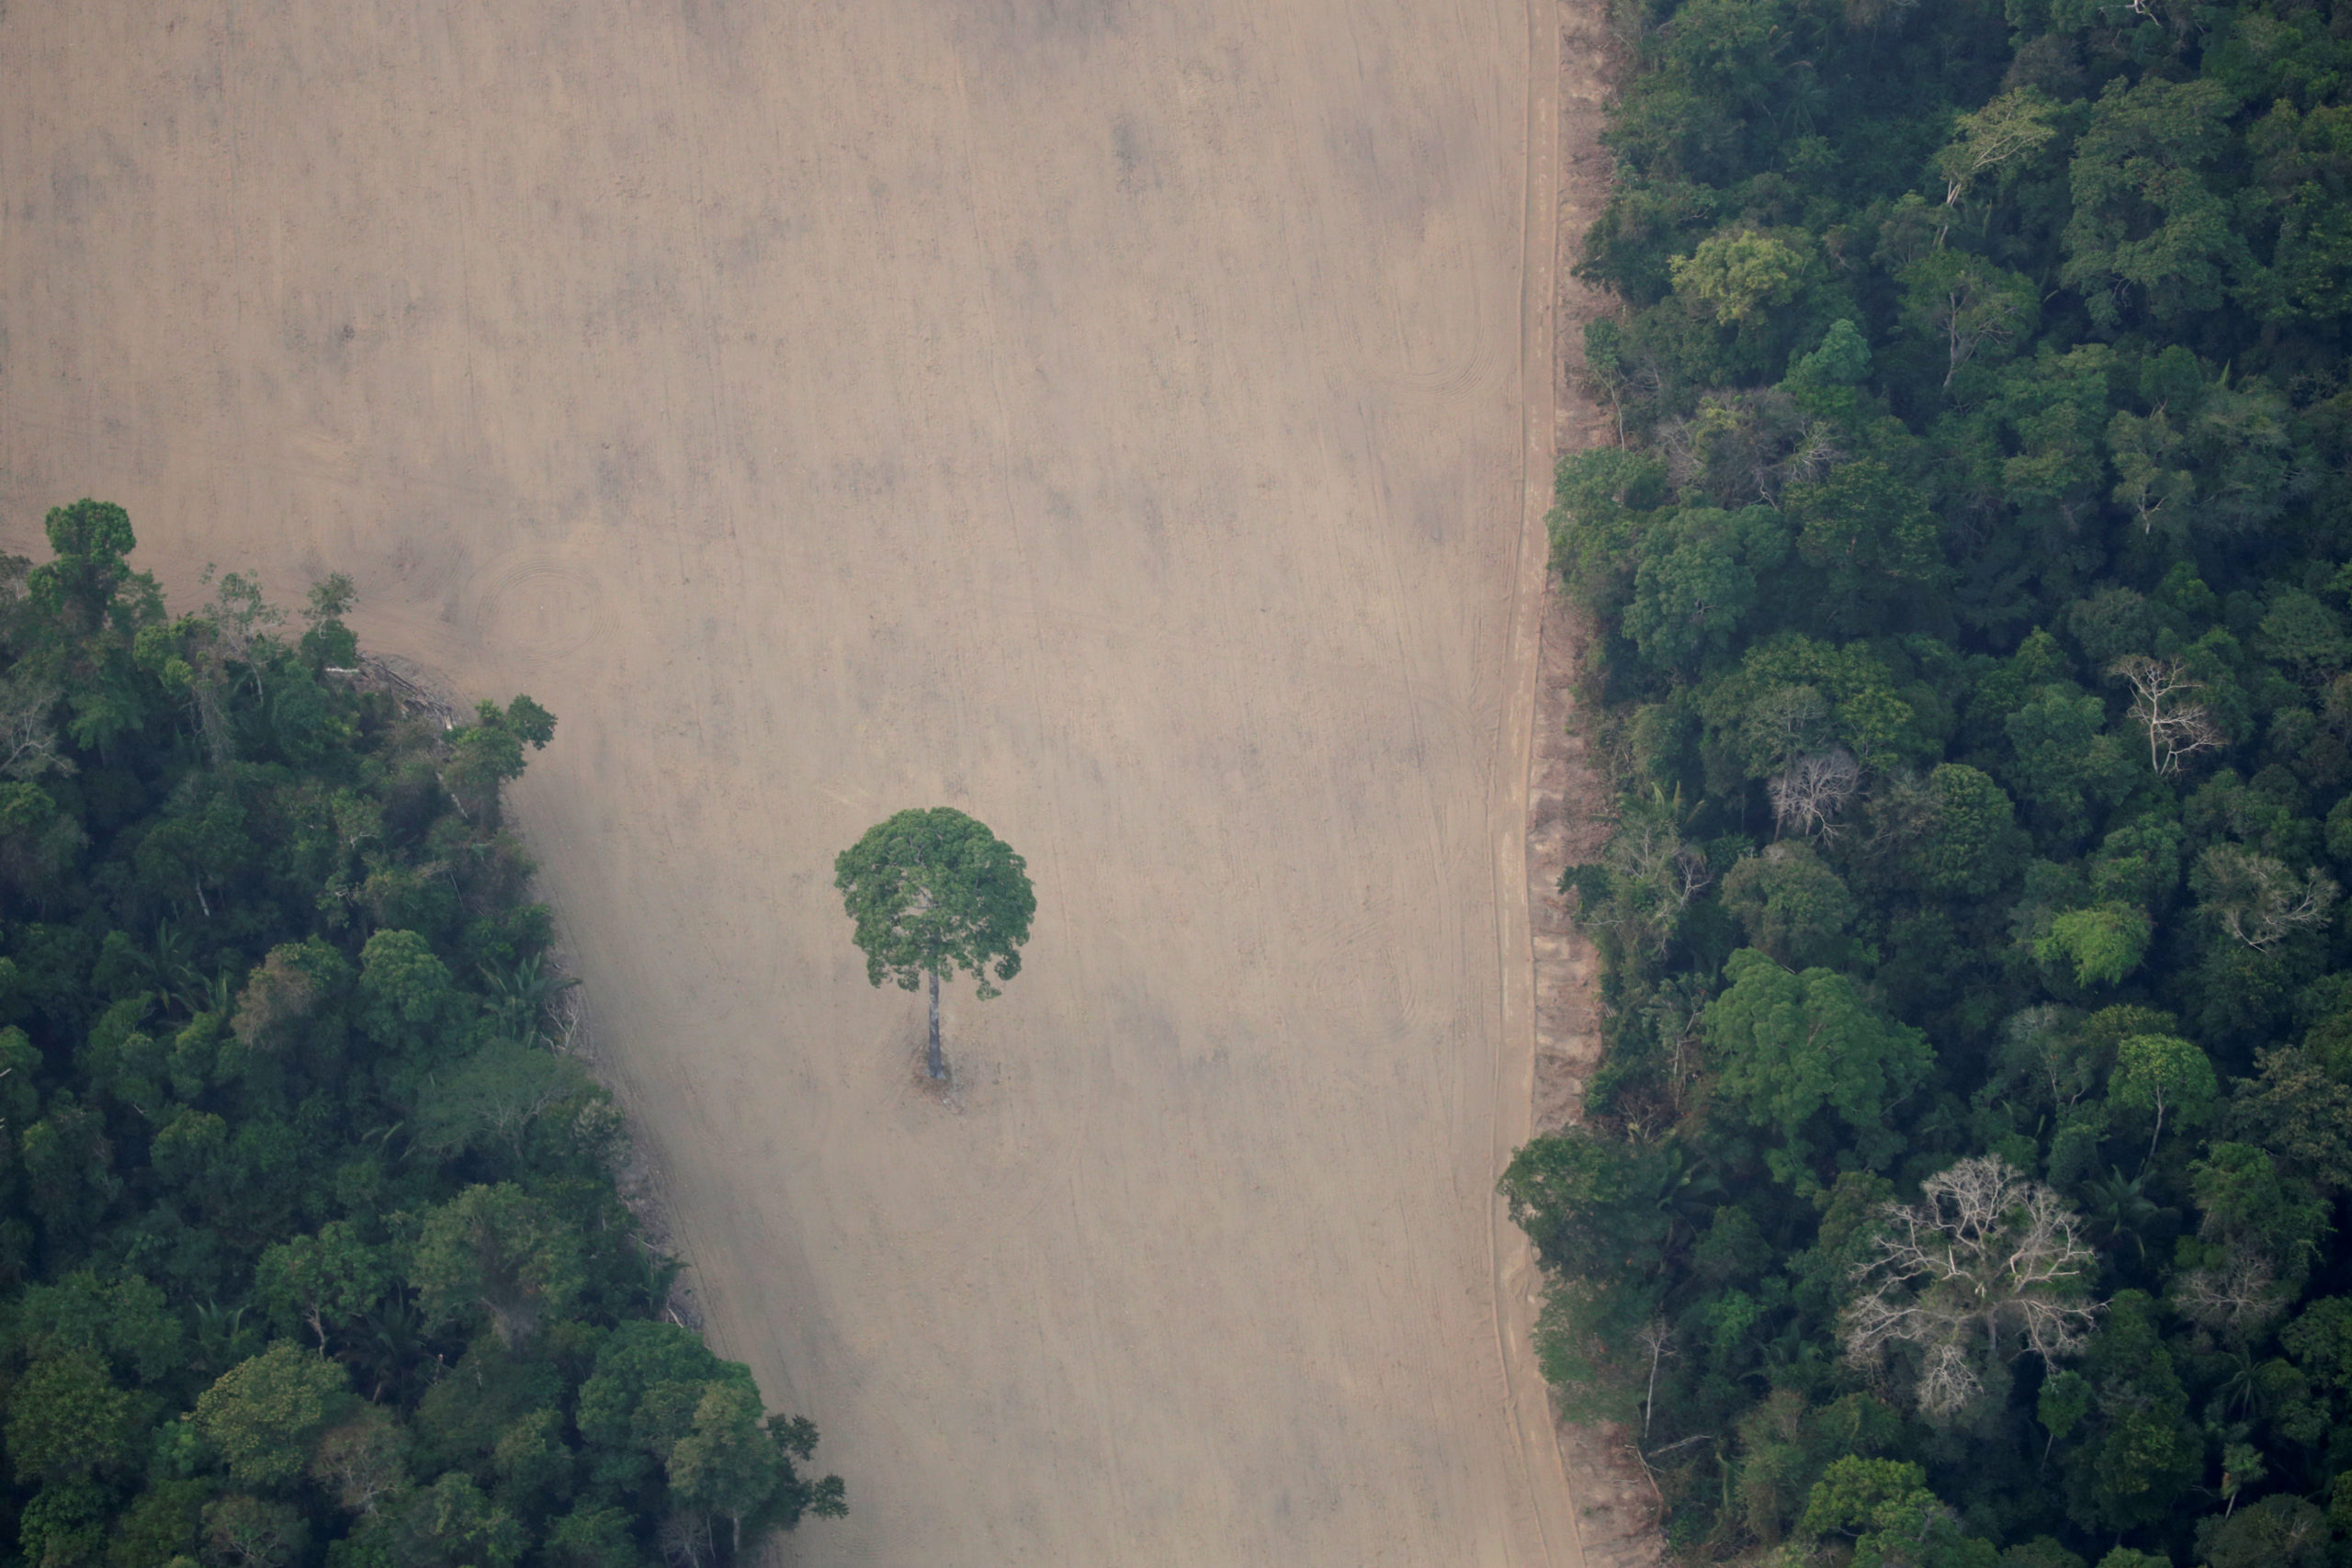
[1627,504,1791,671]
[1703,949,1933,1186]
[0,515,841,1563]
[5,1351,139,1482]
[1801,1457,1997,1567]
[1720,842,1857,967]
[834,807,1035,998]
[1514,0,2352,1551]
[195,1342,352,1488]
[835,806,1035,1077]
[1672,230,1811,326]
[411,1183,586,1348]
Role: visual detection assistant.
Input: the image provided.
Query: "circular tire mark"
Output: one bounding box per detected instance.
[466,550,605,668]
[1323,230,1513,400]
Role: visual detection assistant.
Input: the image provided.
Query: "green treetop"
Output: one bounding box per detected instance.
[834,807,1035,1081]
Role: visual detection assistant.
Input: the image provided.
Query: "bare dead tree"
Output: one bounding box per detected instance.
[1584,812,1716,960]
[1657,390,1816,507]
[2109,656,2223,774]
[1841,1156,2101,1418]
[1645,973,1714,1114]
[2120,0,2200,40]
[2175,1250,2290,1344]
[2195,845,2341,951]
[659,1512,720,1568]
[1674,844,1713,904]
[1627,836,1716,956]
[0,675,68,782]
[1769,747,1861,840]
[343,653,459,728]
[1781,423,1847,490]
[1634,1319,1678,1440]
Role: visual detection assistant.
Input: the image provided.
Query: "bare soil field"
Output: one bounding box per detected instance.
[0,1,1586,1561]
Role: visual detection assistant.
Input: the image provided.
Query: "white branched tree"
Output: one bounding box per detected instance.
[2109,655,2223,774]
[2174,1250,2290,1343]
[2193,844,2341,951]
[1566,796,1714,960]
[1841,1156,2100,1418]
[0,674,66,781]
[1768,747,1861,840]
[1615,823,1714,959]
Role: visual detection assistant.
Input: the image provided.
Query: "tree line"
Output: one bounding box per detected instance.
[0,502,842,1567]
[1510,0,2352,1560]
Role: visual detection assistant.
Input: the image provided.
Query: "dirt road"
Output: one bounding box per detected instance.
[0,1,1580,1560]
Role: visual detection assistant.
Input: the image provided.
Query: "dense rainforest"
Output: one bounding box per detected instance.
[0,501,842,1567]
[1506,0,2352,1560]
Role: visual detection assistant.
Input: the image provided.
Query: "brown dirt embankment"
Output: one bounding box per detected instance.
[1531,0,1672,1561]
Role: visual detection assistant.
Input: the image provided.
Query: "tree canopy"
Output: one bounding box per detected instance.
[1513,0,2352,1553]
[833,807,1035,997]
[835,807,1035,1079]
[0,506,842,1566]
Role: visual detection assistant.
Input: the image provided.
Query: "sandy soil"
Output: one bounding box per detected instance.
[1,0,1590,1561]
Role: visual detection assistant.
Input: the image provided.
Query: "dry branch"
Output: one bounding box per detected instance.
[1841,1156,2100,1417]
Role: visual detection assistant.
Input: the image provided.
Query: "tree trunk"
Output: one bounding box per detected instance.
[927,967,944,1080]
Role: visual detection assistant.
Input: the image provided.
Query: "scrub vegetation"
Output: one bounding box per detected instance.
[1508,0,2352,1560]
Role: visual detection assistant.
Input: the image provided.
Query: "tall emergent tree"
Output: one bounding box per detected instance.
[834,807,1035,1080]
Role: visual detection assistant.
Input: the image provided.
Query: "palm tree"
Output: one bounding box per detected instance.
[481,954,579,1048]
[2080,1166,2174,1260]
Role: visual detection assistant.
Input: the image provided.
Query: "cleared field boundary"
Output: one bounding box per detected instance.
[1524,0,1673,1559]
[1488,0,1589,1564]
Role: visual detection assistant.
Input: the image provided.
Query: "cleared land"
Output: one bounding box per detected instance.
[0,1,1578,1561]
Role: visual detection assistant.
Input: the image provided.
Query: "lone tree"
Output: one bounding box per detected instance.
[834,807,1035,1080]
